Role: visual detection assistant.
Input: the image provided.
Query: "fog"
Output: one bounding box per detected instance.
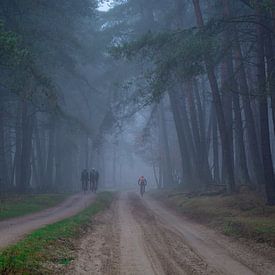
[2,1,275,274]
[1,0,275,205]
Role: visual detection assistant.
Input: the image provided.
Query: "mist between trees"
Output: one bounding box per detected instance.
[0,0,275,204]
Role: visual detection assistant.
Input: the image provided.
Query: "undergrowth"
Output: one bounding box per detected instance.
[0,194,69,220]
[151,189,275,247]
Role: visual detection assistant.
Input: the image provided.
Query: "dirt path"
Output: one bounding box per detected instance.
[67,197,120,275]
[144,197,275,275]
[0,192,95,249]
[68,192,275,275]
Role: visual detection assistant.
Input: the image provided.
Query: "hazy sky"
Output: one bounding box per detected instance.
[98,1,112,11]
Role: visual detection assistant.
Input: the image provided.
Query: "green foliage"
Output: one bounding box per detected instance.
[112,26,221,100]
[0,0,99,114]
[261,0,275,11]
[0,192,113,274]
[247,0,275,11]
[0,21,28,67]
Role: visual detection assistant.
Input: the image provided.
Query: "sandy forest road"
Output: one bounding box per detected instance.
[0,192,95,249]
[69,192,275,275]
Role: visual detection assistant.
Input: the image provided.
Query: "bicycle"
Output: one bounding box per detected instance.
[140,184,146,197]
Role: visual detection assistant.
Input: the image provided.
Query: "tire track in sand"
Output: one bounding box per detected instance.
[68,192,275,275]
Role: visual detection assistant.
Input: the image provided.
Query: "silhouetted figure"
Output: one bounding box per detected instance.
[89,170,93,191]
[81,169,89,192]
[138,176,147,197]
[90,168,99,193]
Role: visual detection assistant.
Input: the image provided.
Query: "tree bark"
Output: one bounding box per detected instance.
[187,80,212,186]
[192,0,235,193]
[46,118,55,188]
[222,0,250,185]
[0,105,7,192]
[234,33,264,186]
[14,101,22,190]
[212,107,220,184]
[34,117,45,189]
[19,98,34,192]
[256,1,275,204]
[159,99,173,187]
[195,86,213,185]
[220,60,234,184]
[168,89,194,186]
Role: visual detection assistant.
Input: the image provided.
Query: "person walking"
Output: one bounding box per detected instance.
[81,169,89,192]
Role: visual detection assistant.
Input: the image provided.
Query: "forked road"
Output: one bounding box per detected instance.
[0,192,95,249]
[70,192,275,275]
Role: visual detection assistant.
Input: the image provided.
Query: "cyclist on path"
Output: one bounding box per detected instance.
[138,176,147,197]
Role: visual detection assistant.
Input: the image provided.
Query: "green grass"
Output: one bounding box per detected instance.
[0,192,113,274]
[151,190,275,246]
[0,194,70,220]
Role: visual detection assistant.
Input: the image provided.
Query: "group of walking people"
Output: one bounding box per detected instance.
[81,168,99,193]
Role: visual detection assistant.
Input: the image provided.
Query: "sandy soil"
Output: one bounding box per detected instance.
[67,198,120,275]
[68,192,275,275]
[0,192,95,249]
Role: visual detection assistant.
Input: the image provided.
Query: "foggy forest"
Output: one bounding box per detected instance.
[1,0,275,274]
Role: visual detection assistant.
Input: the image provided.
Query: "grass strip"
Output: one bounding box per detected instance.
[0,191,113,274]
[151,189,275,246]
[0,194,70,220]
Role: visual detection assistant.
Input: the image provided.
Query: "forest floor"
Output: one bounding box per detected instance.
[150,189,275,247]
[0,193,69,220]
[0,192,95,249]
[66,191,275,275]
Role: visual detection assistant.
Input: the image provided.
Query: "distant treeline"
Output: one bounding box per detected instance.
[0,1,113,193]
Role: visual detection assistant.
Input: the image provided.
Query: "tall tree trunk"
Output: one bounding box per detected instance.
[234,33,264,186]
[158,154,163,188]
[19,99,34,192]
[14,101,22,190]
[0,106,7,192]
[46,118,55,188]
[159,99,173,187]
[220,60,234,184]
[153,163,160,188]
[31,149,39,189]
[112,142,117,187]
[99,146,105,188]
[212,107,220,184]
[233,90,251,185]
[222,0,250,185]
[256,1,275,204]
[193,79,213,185]
[55,123,63,189]
[168,89,193,186]
[85,134,89,169]
[192,0,235,193]
[5,125,13,189]
[186,81,202,179]
[187,81,212,186]
[264,12,275,138]
[34,117,45,189]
